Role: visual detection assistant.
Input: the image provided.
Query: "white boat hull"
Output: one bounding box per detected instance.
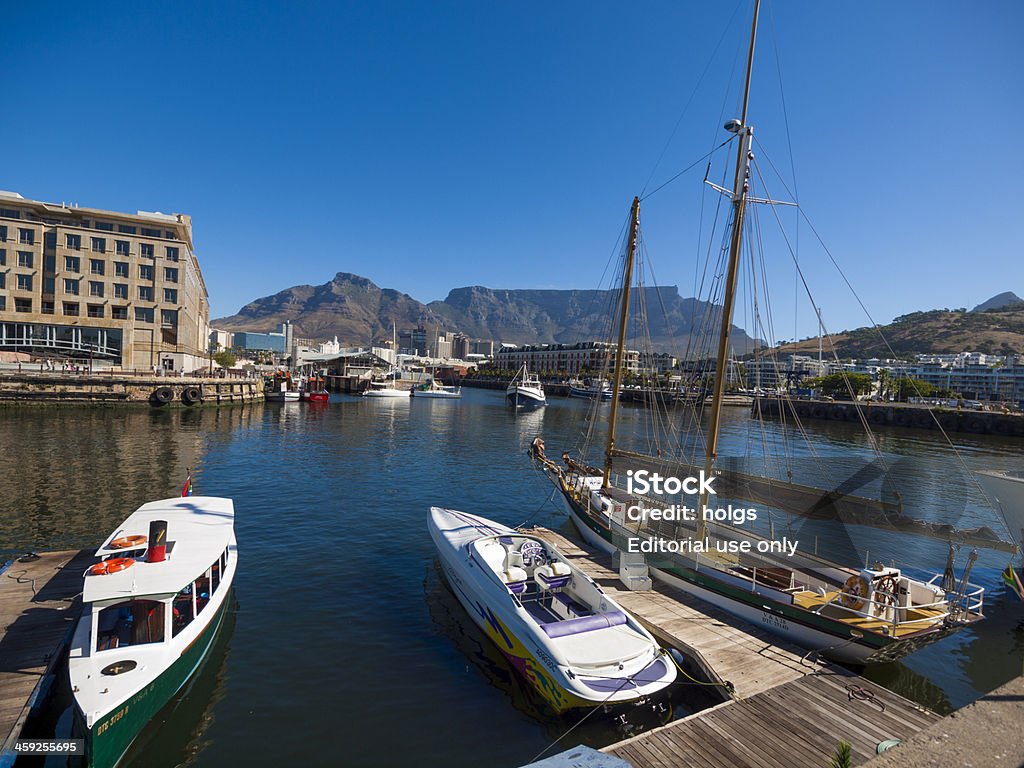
[363,388,410,398]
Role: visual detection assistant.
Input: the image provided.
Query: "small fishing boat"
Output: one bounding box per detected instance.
[300,374,330,403]
[506,364,546,407]
[264,372,300,401]
[69,496,237,767]
[569,379,613,400]
[428,507,676,712]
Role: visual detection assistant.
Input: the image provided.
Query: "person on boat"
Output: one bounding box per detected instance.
[530,436,546,460]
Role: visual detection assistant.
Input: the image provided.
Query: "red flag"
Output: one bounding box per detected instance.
[181,472,193,497]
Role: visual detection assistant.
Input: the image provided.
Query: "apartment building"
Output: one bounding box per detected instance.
[494,341,640,375]
[0,191,209,371]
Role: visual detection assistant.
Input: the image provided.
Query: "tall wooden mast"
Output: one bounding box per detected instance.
[603,196,641,488]
[697,0,760,534]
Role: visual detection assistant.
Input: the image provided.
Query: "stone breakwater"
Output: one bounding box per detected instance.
[0,372,263,406]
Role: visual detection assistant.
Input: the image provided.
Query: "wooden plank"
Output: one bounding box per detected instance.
[0,550,90,754]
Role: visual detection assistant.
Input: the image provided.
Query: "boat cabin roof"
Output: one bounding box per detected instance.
[84,496,235,604]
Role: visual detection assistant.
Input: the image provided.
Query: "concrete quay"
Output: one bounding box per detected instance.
[0,370,263,406]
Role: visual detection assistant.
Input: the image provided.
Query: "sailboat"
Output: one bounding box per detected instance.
[364,323,409,398]
[532,1,1008,665]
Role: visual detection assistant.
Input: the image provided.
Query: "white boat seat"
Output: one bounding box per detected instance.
[535,562,572,591]
[500,566,529,594]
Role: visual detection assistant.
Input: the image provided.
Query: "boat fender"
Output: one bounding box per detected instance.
[153,387,174,404]
[88,558,135,576]
[182,386,202,405]
[109,535,148,550]
[839,575,869,611]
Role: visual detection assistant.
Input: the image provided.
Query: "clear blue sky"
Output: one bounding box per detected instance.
[6,1,1022,341]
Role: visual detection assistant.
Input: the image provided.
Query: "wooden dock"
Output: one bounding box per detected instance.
[0,550,91,762]
[525,527,942,768]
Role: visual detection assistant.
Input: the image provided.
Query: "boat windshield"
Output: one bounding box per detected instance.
[95,599,165,652]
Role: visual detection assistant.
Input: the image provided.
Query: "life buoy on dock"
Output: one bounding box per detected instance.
[839,575,869,611]
[88,558,135,576]
[182,386,202,405]
[153,387,174,404]
[109,535,147,549]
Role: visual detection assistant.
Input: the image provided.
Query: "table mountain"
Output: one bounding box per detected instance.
[212,272,762,354]
[971,291,1023,313]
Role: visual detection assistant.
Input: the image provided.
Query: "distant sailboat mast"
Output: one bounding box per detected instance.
[697,0,760,538]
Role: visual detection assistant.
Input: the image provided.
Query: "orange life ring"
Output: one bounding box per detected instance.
[109,535,148,549]
[89,558,135,576]
[839,575,869,611]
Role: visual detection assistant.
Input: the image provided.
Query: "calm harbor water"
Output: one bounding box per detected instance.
[1,391,1022,767]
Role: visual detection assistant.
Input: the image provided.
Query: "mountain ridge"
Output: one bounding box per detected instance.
[212,272,762,355]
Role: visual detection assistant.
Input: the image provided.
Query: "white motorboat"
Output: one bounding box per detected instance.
[363,380,410,398]
[428,507,676,713]
[69,496,237,767]
[569,379,613,400]
[412,380,462,399]
[506,364,546,407]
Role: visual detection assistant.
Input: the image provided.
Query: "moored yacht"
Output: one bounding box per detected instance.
[506,364,546,407]
[428,507,676,712]
[69,496,237,767]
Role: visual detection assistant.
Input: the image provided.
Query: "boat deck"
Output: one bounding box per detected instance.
[523,527,942,768]
[0,550,91,765]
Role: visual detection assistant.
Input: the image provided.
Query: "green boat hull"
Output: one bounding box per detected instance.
[83,591,230,768]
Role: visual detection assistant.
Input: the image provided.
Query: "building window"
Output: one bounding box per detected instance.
[161,309,178,327]
[17,274,33,291]
[0,273,4,288]
[89,281,104,297]
[65,278,80,295]
[91,237,106,253]
[41,301,54,315]
[88,303,105,318]
[114,261,129,277]
[164,267,178,283]
[164,230,175,239]
[15,298,31,313]
[65,255,81,272]
[139,264,153,281]
[141,227,161,238]
[0,296,5,311]
[140,243,154,259]
[134,307,154,323]
[165,246,179,261]
[63,302,80,316]
[90,259,105,275]
[18,251,33,268]
[117,224,136,234]
[115,240,130,256]
[114,283,128,299]
[164,288,178,303]
[0,209,20,219]
[112,305,128,320]
[138,286,153,301]
[43,277,54,293]
[65,233,81,250]
[0,225,6,241]
[95,221,113,231]
[0,248,5,265]
[18,228,34,245]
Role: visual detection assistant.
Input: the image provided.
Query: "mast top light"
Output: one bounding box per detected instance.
[724,119,742,134]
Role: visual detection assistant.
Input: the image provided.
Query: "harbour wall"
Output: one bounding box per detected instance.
[755,396,1024,437]
[0,371,263,406]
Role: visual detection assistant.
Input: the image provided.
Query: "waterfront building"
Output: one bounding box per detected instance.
[209,328,233,352]
[0,190,209,371]
[494,341,640,375]
[398,325,428,355]
[231,322,293,354]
